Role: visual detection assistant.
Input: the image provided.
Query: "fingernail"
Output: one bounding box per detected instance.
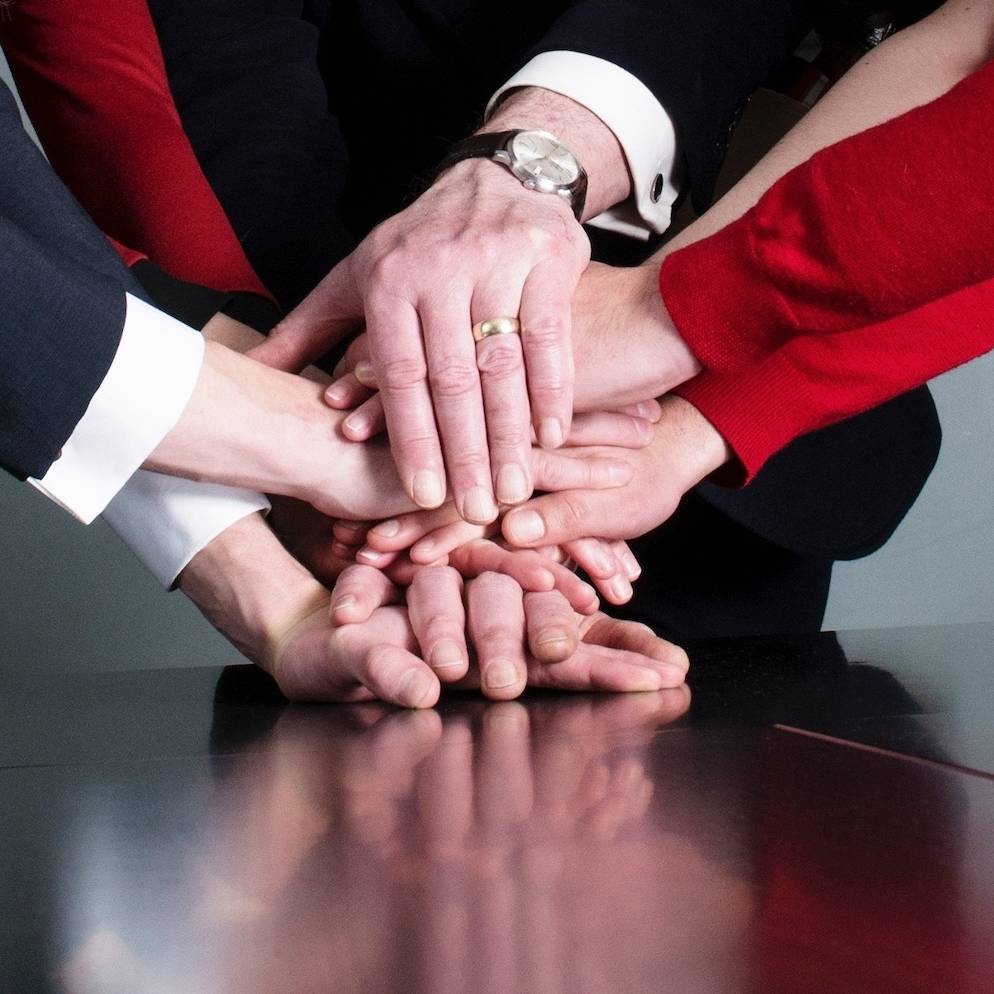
[343,412,370,436]
[331,541,354,560]
[396,669,434,707]
[607,460,633,484]
[539,417,564,449]
[623,552,642,579]
[354,360,376,386]
[506,508,545,544]
[594,546,615,576]
[331,594,357,616]
[610,575,633,602]
[412,470,445,508]
[635,419,653,442]
[496,463,530,504]
[484,662,519,690]
[325,384,346,405]
[461,486,498,524]
[430,640,465,670]
[370,519,401,538]
[536,632,573,661]
[411,540,437,563]
[357,547,388,565]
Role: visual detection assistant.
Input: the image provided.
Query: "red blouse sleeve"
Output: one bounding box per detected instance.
[0,0,273,304]
[658,59,994,481]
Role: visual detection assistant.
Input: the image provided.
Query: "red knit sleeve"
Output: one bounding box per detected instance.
[0,0,274,304]
[676,274,994,481]
[662,59,994,371]
[656,58,994,479]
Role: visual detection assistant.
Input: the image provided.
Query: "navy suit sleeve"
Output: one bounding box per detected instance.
[524,0,815,210]
[0,79,139,481]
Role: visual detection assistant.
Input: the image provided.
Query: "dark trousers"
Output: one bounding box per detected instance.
[147,0,941,641]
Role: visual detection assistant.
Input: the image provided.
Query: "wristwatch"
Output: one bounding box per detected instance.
[434,129,588,220]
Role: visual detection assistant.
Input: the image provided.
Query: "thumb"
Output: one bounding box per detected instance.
[502,490,613,548]
[250,258,362,372]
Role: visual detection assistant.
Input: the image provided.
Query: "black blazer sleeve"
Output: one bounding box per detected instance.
[0,78,142,482]
[523,0,815,211]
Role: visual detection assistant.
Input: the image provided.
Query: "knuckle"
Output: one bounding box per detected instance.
[428,355,480,399]
[523,313,569,350]
[379,356,428,392]
[476,338,524,381]
[556,492,591,530]
[487,418,530,453]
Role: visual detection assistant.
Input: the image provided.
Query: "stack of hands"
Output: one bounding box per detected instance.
[173,96,732,707]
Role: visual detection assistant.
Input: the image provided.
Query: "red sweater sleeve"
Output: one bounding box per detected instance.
[0,0,273,304]
[658,59,994,481]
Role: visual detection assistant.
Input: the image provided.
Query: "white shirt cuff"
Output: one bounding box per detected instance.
[488,51,682,241]
[103,470,271,587]
[29,293,205,524]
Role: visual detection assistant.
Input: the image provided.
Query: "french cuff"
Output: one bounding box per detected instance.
[103,470,271,587]
[487,51,681,240]
[29,294,204,524]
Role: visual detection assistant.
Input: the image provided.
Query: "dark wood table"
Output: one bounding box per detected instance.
[2,623,993,993]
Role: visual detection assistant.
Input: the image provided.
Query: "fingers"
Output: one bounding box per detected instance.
[366,294,448,511]
[565,411,652,450]
[529,449,633,493]
[249,258,361,372]
[329,564,401,625]
[562,538,633,605]
[519,259,579,449]
[580,614,691,680]
[466,572,528,701]
[503,489,619,547]
[324,371,373,411]
[472,286,534,507]
[354,642,442,708]
[342,395,387,440]
[447,539,598,614]
[523,590,579,663]
[419,294,498,523]
[407,566,470,682]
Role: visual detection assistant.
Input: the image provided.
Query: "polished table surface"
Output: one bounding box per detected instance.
[2,623,993,994]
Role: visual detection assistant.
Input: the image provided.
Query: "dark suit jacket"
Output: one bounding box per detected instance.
[0,79,142,483]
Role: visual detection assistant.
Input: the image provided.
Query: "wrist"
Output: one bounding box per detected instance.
[654,395,732,492]
[483,87,630,217]
[178,511,328,672]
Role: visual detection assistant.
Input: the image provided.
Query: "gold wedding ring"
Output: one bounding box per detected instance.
[472,316,522,343]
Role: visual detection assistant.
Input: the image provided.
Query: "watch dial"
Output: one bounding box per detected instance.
[510,131,580,185]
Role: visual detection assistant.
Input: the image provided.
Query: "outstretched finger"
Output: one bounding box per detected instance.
[342,395,387,440]
[407,566,470,682]
[330,564,401,626]
[529,450,633,493]
[523,590,579,663]
[566,412,653,450]
[250,257,361,372]
[466,572,528,701]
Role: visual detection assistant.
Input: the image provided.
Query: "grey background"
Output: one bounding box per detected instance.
[2,56,992,674]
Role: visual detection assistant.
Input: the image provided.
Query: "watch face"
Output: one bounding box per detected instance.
[509,131,580,187]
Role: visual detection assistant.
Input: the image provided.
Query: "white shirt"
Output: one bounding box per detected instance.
[488,52,682,240]
[30,293,269,586]
[29,51,675,586]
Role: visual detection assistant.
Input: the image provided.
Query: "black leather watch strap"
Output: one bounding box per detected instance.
[433,131,519,180]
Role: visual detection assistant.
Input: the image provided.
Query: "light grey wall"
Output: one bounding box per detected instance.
[824,355,994,629]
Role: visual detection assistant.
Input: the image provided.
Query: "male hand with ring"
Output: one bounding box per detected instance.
[252,87,631,525]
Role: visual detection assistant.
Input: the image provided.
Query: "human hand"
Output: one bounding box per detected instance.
[318,259,699,437]
[500,397,732,548]
[333,511,642,607]
[324,564,688,703]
